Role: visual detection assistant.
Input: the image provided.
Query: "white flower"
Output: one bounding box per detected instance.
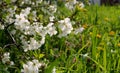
[74,27,84,34]
[48,5,57,14]
[40,36,45,45]
[6,16,15,24]
[21,7,31,17]
[20,36,29,52]
[2,52,14,65]
[73,0,78,4]
[15,13,30,28]
[21,35,46,52]
[36,0,43,5]
[10,61,14,65]
[79,2,85,8]
[58,18,73,38]
[21,59,44,73]
[65,2,74,10]
[5,6,17,24]
[2,52,10,64]
[52,67,56,73]
[49,16,55,22]
[65,0,78,10]
[15,14,26,22]
[24,25,35,35]
[111,49,116,53]
[0,23,4,30]
[34,24,47,37]
[81,53,89,58]
[28,38,40,50]
[22,62,34,73]
[21,0,32,5]
[32,59,42,67]
[46,23,57,37]
[24,38,40,52]
[15,7,31,27]
[15,10,35,35]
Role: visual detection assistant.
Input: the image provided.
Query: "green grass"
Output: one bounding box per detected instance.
[51,5,120,73]
[43,5,120,73]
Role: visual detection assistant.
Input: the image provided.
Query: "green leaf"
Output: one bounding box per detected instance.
[39,54,45,59]
[50,49,54,56]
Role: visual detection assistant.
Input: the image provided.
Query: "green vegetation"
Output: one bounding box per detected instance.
[0,2,120,73]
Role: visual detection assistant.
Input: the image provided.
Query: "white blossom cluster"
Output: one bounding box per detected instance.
[0,0,43,4]
[45,23,57,37]
[10,3,58,52]
[58,18,73,38]
[20,36,43,52]
[41,4,57,16]
[19,22,57,52]
[65,0,85,10]
[65,0,78,10]
[3,0,84,52]
[79,2,85,8]
[2,52,14,65]
[14,7,32,35]
[5,6,17,24]
[21,59,45,73]
[12,7,55,51]
[2,52,10,64]
[74,27,84,34]
[48,5,57,14]
[20,0,43,6]
[0,23,4,30]
[12,7,81,51]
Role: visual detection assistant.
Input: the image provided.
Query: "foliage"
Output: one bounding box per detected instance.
[0,0,120,73]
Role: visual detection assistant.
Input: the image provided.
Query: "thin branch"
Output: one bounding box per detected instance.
[5,22,15,30]
[6,29,20,49]
[0,17,21,49]
[3,44,15,49]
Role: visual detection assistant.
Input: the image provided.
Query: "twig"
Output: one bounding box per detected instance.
[5,29,20,49]
[0,17,20,49]
[5,22,15,30]
[3,44,15,49]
